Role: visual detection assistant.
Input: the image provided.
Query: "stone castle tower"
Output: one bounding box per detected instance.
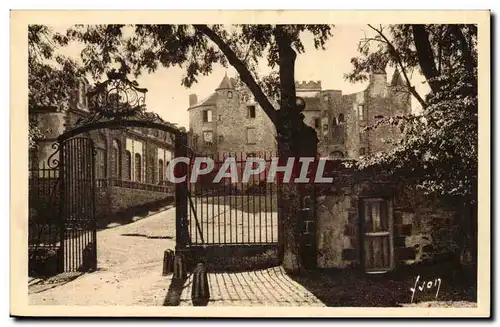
[297,69,411,159]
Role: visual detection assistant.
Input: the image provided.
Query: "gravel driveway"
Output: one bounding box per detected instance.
[29,207,176,306]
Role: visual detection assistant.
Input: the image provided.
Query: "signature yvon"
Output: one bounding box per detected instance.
[410,275,442,304]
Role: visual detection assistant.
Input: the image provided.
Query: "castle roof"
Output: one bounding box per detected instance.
[188,92,217,109]
[216,72,235,90]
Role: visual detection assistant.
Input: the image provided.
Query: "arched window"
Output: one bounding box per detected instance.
[125,151,132,180]
[338,113,345,123]
[111,140,121,179]
[135,153,142,182]
[96,133,107,179]
[158,159,164,183]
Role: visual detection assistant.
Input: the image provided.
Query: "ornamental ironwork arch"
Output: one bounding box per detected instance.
[57,70,185,142]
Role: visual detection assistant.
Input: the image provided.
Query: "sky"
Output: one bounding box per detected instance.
[53,25,429,129]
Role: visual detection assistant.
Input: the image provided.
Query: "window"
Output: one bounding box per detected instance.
[203,131,213,144]
[96,133,107,179]
[246,127,256,144]
[148,157,155,184]
[158,159,164,182]
[96,148,107,179]
[227,91,233,98]
[219,135,224,143]
[218,115,222,121]
[359,147,366,156]
[247,105,256,119]
[125,151,132,180]
[358,105,365,120]
[135,153,142,182]
[338,113,345,123]
[202,110,213,123]
[314,118,321,129]
[331,117,337,126]
[111,140,121,179]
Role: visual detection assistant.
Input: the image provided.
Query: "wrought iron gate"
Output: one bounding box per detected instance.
[59,137,97,272]
[180,151,278,247]
[29,137,97,276]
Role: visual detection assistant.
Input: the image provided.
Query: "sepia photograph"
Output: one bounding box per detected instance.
[10,10,490,318]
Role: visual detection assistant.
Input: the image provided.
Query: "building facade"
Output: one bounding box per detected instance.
[187,74,278,155]
[30,78,175,185]
[298,70,411,159]
[188,70,410,159]
[29,78,176,225]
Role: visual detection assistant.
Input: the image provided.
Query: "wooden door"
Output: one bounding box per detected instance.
[362,198,394,273]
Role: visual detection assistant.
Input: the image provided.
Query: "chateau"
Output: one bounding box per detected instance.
[187,69,411,158]
[299,69,411,159]
[187,74,277,155]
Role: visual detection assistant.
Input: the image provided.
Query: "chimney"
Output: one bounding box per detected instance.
[189,94,198,107]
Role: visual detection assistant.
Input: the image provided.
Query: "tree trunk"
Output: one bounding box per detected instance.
[412,24,443,94]
[275,27,318,274]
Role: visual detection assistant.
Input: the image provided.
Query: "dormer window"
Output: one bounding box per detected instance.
[227,91,233,99]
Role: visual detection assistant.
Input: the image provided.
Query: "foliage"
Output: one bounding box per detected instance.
[345,24,478,202]
[64,24,333,124]
[28,25,84,148]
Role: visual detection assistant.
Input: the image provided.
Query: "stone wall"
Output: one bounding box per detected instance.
[95,186,173,227]
[312,166,460,271]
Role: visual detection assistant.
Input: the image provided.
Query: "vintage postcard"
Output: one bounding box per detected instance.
[10,10,490,318]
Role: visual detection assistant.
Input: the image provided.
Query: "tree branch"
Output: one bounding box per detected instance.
[368,24,427,109]
[193,24,277,125]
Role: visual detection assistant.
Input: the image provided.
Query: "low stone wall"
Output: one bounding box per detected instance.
[95,186,173,228]
[312,165,460,271]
